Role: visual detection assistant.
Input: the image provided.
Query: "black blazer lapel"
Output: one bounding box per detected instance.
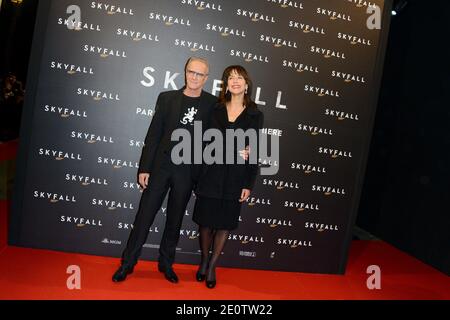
[196,89,214,123]
[167,88,184,132]
[198,90,210,114]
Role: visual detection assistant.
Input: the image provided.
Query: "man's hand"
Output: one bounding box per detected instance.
[138,173,150,189]
[239,189,251,202]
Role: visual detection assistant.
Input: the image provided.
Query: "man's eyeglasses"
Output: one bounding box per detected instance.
[186,69,207,79]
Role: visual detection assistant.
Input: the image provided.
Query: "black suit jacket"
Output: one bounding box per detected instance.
[138,87,218,175]
[195,102,264,200]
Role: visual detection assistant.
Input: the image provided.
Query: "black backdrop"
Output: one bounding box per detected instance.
[9,0,392,274]
[357,0,450,276]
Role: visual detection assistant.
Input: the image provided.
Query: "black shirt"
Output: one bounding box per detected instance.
[178,94,200,133]
[171,94,201,162]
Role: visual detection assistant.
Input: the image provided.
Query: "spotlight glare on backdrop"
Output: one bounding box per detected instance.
[392,0,408,16]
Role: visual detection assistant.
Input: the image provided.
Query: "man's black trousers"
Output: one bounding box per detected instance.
[121,160,193,270]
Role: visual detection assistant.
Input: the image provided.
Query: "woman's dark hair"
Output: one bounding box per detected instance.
[218,65,255,109]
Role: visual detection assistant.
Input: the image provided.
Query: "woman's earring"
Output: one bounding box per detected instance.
[226,88,229,94]
[245,87,248,94]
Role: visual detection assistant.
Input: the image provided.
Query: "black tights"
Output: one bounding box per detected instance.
[198,226,229,281]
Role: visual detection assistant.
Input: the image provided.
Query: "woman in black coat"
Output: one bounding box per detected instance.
[193,65,264,288]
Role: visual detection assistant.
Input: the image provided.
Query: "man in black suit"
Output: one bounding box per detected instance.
[112,57,217,283]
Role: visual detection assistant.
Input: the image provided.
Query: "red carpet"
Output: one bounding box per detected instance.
[0,200,449,300]
[1,140,449,300]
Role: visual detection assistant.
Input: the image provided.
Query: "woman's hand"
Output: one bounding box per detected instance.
[238,146,250,161]
[239,189,251,202]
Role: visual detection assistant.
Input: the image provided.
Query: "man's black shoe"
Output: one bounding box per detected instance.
[112,265,134,282]
[158,265,179,283]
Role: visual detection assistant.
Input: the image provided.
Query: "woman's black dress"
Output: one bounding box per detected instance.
[193,104,264,230]
[193,121,241,230]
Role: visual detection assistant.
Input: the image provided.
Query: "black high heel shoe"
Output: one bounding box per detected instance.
[205,267,216,289]
[196,271,206,282]
[206,278,216,289]
[196,262,208,282]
